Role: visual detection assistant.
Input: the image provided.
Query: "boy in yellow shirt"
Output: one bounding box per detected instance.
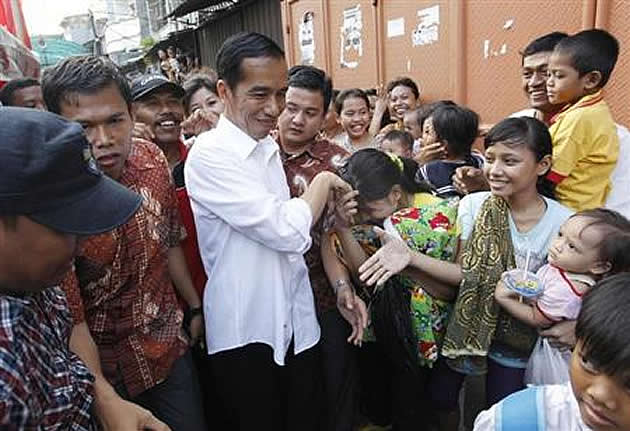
[546,29,619,211]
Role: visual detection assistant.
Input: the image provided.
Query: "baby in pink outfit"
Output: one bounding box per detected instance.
[495,208,630,385]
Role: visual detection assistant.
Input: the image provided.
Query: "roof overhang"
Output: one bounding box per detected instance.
[166,0,240,19]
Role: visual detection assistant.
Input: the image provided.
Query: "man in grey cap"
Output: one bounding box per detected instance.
[0,107,168,430]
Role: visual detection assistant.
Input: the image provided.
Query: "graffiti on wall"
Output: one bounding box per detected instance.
[299,11,315,65]
[412,5,440,47]
[340,4,362,69]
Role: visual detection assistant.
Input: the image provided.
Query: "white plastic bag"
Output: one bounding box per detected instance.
[524,337,572,386]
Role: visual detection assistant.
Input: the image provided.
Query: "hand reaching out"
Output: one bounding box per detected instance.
[181,109,219,137]
[358,227,411,286]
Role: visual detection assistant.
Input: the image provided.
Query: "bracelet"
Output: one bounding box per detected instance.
[333,279,351,294]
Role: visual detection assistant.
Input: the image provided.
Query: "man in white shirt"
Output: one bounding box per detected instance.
[185,32,354,431]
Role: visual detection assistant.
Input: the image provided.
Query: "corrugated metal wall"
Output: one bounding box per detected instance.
[195,0,284,69]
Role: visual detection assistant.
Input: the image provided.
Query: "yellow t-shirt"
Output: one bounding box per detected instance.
[548,91,619,211]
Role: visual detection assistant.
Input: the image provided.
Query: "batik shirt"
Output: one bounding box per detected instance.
[63,139,188,397]
[280,136,349,314]
[0,287,95,430]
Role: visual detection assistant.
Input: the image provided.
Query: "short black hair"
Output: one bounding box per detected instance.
[521,32,568,64]
[41,55,132,115]
[0,78,40,106]
[364,88,377,96]
[431,105,479,157]
[182,73,218,115]
[572,208,630,274]
[386,77,419,100]
[409,100,456,129]
[576,273,630,378]
[383,129,414,152]
[339,148,429,202]
[554,29,619,88]
[216,32,285,90]
[335,88,369,115]
[287,65,332,114]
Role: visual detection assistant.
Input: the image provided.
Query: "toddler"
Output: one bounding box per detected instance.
[495,208,630,385]
[380,129,414,158]
[415,104,483,198]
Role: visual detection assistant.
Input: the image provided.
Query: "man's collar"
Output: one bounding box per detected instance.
[277,134,317,159]
[217,115,276,161]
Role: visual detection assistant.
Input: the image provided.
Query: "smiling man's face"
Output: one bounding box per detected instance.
[133,87,185,147]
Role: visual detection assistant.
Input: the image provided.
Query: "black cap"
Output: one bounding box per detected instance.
[131,74,185,101]
[0,107,142,235]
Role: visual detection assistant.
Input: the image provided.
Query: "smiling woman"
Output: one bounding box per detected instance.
[336,88,373,153]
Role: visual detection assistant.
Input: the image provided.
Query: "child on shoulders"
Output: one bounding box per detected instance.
[476,273,630,431]
[546,29,619,211]
[415,104,483,198]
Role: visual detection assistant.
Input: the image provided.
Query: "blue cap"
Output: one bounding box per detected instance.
[0,107,142,235]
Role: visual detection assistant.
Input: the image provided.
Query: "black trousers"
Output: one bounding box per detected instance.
[129,350,208,431]
[319,308,360,431]
[358,342,431,431]
[210,341,323,431]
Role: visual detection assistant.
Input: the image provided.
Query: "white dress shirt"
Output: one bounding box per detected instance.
[184,116,320,365]
[605,124,630,218]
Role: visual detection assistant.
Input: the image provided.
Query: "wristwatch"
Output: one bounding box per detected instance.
[333,279,352,294]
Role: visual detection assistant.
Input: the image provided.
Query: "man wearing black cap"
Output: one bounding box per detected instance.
[131,73,214,416]
[0,107,169,430]
[41,56,206,431]
[131,74,187,170]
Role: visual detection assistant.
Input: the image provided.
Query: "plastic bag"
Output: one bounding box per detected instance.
[524,337,572,386]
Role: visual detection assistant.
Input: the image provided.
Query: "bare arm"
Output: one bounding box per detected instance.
[168,246,201,309]
[402,266,458,302]
[358,227,464,287]
[333,226,370,276]
[168,245,203,345]
[70,323,170,431]
[321,232,368,344]
[300,172,353,226]
[368,90,389,137]
[494,281,553,328]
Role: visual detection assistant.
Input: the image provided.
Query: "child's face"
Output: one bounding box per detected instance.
[548,216,609,276]
[381,138,411,158]
[403,110,422,140]
[570,342,630,431]
[340,97,370,140]
[421,116,438,146]
[546,52,590,105]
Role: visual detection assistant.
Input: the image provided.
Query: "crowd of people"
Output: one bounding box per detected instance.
[1,27,630,431]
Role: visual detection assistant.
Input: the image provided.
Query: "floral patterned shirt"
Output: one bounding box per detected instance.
[279,136,349,314]
[62,139,188,397]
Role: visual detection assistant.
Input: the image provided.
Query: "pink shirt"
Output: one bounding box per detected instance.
[535,264,591,322]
